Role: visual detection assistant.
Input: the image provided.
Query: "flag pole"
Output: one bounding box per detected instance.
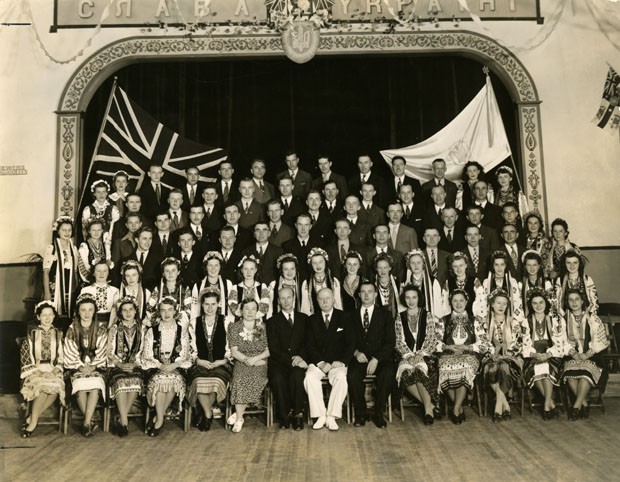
[76,77,119,213]
[507,153,524,193]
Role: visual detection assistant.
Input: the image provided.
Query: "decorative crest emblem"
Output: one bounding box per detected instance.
[282,20,320,64]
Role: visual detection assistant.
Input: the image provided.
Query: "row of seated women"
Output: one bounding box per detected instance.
[20,244,608,437]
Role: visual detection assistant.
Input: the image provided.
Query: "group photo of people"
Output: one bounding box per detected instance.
[21,151,609,440]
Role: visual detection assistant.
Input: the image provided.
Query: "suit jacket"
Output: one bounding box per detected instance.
[179,251,202,289]
[422,205,449,231]
[186,225,211,260]
[420,179,458,210]
[357,204,386,229]
[111,213,153,242]
[327,240,365,280]
[280,197,306,226]
[181,183,205,209]
[474,223,502,253]
[201,205,223,234]
[364,247,405,283]
[278,169,313,199]
[312,172,349,202]
[235,199,266,229]
[214,179,239,208]
[213,225,252,252]
[347,219,372,247]
[306,309,355,365]
[423,248,450,287]
[268,222,295,248]
[438,224,467,253]
[168,210,189,231]
[152,231,176,259]
[387,175,421,204]
[266,311,309,369]
[138,182,170,221]
[252,179,276,205]
[126,249,163,291]
[465,245,491,282]
[499,243,525,280]
[242,242,283,285]
[219,248,244,283]
[388,223,419,255]
[351,306,395,362]
[319,200,345,226]
[477,202,503,231]
[307,211,332,247]
[348,171,388,208]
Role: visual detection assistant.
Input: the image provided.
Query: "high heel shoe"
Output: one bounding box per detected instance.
[492,412,502,423]
[432,406,442,421]
[542,410,552,420]
[20,423,34,438]
[502,410,511,421]
[579,405,590,419]
[568,407,580,421]
[423,414,434,426]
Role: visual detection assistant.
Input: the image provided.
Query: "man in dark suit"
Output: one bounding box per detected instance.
[464,225,491,281]
[176,228,202,289]
[111,212,142,284]
[397,184,423,235]
[347,154,388,209]
[125,226,162,291]
[438,207,467,253]
[304,288,355,431]
[472,180,503,232]
[266,199,294,248]
[278,176,305,227]
[344,195,372,247]
[200,185,223,243]
[387,155,421,204]
[364,224,405,282]
[499,223,525,280]
[305,190,331,247]
[250,159,276,206]
[217,226,243,283]
[181,166,204,209]
[242,222,283,285]
[282,214,315,281]
[168,189,189,231]
[266,287,309,430]
[220,204,252,251]
[277,150,312,199]
[320,180,345,225]
[187,206,210,261]
[235,178,266,229]
[347,283,395,428]
[422,227,450,287]
[422,184,451,232]
[312,155,348,202]
[111,194,153,242]
[138,164,170,221]
[501,202,527,246]
[326,219,365,279]
[465,205,501,253]
[152,212,176,259]
[357,182,386,229]
[214,161,239,208]
[419,158,458,210]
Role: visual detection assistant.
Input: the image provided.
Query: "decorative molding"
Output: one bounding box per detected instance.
[518,103,546,221]
[56,114,80,217]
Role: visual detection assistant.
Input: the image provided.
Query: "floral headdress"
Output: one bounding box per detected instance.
[373,251,394,268]
[198,286,221,301]
[276,253,298,269]
[524,287,549,305]
[488,288,510,303]
[520,249,542,264]
[76,293,98,309]
[90,179,111,193]
[523,210,544,228]
[449,288,469,302]
[52,215,74,231]
[113,170,129,180]
[158,295,178,309]
[495,166,513,177]
[404,248,425,263]
[490,250,509,261]
[160,257,181,270]
[34,300,56,315]
[121,259,143,277]
[448,251,469,264]
[116,295,139,311]
[84,217,105,231]
[238,254,260,268]
[307,247,328,264]
[343,250,363,265]
[203,251,224,263]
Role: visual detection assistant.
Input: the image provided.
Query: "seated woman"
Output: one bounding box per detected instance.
[226,299,270,433]
[229,256,272,320]
[372,253,402,318]
[187,288,233,432]
[140,296,194,436]
[79,261,119,326]
[519,250,554,317]
[395,285,441,425]
[555,250,598,317]
[562,288,609,420]
[339,251,367,312]
[481,251,524,320]
[19,301,66,438]
[438,290,490,425]
[300,248,343,315]
[115,260,151,324]
[192,252,234,320]
[548,218,580,280]
[78,218,113,284]
[146,257,193,325]
[107,296,145,437]
[268,253,302,314]
[522,289,567,420]
[482,289,531,423]
[523,211,551,277]
[403,249,449,319]
[63,294,108,437]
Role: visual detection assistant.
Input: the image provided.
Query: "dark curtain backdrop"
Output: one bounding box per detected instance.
[83,55,519,188]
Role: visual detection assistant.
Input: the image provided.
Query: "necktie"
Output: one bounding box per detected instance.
[224,251,229,262]
[155,183,161,204]
[447,229,453,243]
[190,186,195,205]
[349,219,355,227]
[206,208,211,218]
[244,203,249,214]
[430,249,437,277]
[361,174,365,183]
[301,240,306,248]
[196,227,202,240]
[290,171,296,181]
[259,181,264,192]
[183,254,189,263]
[324,313,330,329]
[223,182,230,201]
[340,243,347,261]
[391,226,398,247]
[257,245,263,257]
[437,207,443,217]
[509,245,518,265]
[473,248,479,270]
[366,204,371,213]
[271,224,278,237]
[283,199,289,211]
[288,313,293,327]
[329,203,334,213]
[173,212,179,226]
[397,177,402,192]
[311,214,316,225]
[139,251,145,265]
[363,308,370,333]
[405,205,411,217]
[162,235,167,252]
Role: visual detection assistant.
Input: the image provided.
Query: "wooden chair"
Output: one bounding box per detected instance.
[482,373,526,418]
[442,373,484,418]
[144,399,191,433]
[350,375,392,423]
[104,385,149,433]
[63,391,109,435]
[307,376,351,425]
[525,384,564,415]
[561,368,608,415]
[599,303,620,372]
[226,386,273,429]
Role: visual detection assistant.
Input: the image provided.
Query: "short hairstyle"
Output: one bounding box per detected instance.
[135,226,154,237]
[431,158,446,167]
[176,227,196,241]
[399,284,425,308]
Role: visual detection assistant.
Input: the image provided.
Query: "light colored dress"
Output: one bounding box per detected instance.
[63,321,108,398]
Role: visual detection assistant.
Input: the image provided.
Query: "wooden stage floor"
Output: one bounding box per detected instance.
[2,399,620,482]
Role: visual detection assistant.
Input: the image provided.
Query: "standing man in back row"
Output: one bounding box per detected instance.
[420,158,457,210]
[278,150,312,199]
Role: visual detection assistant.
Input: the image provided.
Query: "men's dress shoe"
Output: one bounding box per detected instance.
[326,416,339,431]
[293,415,304,431]
[423,414,434,426]
[373,414,387,428]
[279,418,291,429]
[354,416,366,427]
[313,415,326,430]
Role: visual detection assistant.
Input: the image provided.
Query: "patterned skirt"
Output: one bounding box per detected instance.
[107,367,145,399]
[483,356,523,394]
[146,368,187,407]
[21,365,66,406]
[523,357,562,388]
[69,369,107,400]
[562,359,602,387]
[399,356,439,403]
[438,353,480,393]
[187,363,232,406]
[230,363,268,405]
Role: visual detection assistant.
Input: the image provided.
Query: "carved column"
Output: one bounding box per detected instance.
[55,112,82,217]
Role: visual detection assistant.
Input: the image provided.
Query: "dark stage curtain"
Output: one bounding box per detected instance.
[83,55,519,189]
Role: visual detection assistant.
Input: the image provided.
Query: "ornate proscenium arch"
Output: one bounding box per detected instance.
[56,30,546,219]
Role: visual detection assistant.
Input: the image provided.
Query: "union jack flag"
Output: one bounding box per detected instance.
[594,65,620,132]
[79,83,227,212]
